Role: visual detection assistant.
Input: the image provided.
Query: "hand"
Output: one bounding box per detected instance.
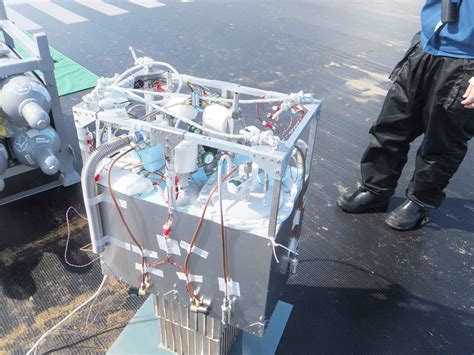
[461,77,474,109]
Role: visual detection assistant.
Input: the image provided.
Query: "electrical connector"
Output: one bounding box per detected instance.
[263,121,273,129]
[138,275,152,296]
[221,298,232,325]
[190,303,210,315]
[290,257,299,275]
[138,285,147,296]
[162,223,172,237]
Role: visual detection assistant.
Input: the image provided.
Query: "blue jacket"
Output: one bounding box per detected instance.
[421,0,474,58]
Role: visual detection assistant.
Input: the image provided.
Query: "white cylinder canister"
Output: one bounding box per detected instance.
[202,104,232,133]
[174,141,198,174]
[165,96,198,121]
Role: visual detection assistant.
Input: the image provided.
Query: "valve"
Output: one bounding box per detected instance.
[0,75,52,130]
[221,298,232,325]
[11,127,61,175]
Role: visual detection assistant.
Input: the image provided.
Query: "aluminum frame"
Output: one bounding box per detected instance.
[75,73,321,341]
[0,0,80,205]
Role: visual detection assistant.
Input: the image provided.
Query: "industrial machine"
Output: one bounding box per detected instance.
[0,1,79,205]
[74,49,321,354]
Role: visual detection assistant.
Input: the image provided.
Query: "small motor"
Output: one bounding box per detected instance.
[0,142,8,191]
[11,126,61,175]
[0,75,52,130]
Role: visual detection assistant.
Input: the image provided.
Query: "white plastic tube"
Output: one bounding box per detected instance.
[113,61,183,93]
[200,96,290,105]
[27,275,108,355]
[117,87,189,99]
[111,86,246,140]
[218,155,233,210]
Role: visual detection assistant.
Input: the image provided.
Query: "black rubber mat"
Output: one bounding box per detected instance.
[0,1,472,353]
[0,185,145,354]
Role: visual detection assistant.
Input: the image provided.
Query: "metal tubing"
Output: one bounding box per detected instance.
[81,136,130,253]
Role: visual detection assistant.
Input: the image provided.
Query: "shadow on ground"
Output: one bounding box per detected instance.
[279,259,474,354]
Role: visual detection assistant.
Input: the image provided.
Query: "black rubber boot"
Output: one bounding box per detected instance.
[336,187,390,214]
[385,199,429,231]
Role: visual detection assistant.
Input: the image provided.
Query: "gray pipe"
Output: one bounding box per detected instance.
[81,136,131,254]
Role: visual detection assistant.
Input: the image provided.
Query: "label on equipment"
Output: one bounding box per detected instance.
[12,81,32,96]
[36,137,50,144]
[25,154,34,165]
[218,278,241,297]
[135,263,164,278]
[156,235,181,256]
[15,136,28,152]
[180,240,209,259]
[176,272,203,283]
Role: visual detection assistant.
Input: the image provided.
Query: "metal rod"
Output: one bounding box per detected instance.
[305,115,319,181]
[267,178,282,237]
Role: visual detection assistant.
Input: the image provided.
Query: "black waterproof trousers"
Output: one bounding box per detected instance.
[361,36,474,209]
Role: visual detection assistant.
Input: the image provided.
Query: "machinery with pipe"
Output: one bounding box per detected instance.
[73,49,321,354]
[0,1,79,205]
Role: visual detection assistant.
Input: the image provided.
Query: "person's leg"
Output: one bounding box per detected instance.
[386,57,474,230]
[407,58,474,208]
[338,41,426,213]
[361,47,426,197]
